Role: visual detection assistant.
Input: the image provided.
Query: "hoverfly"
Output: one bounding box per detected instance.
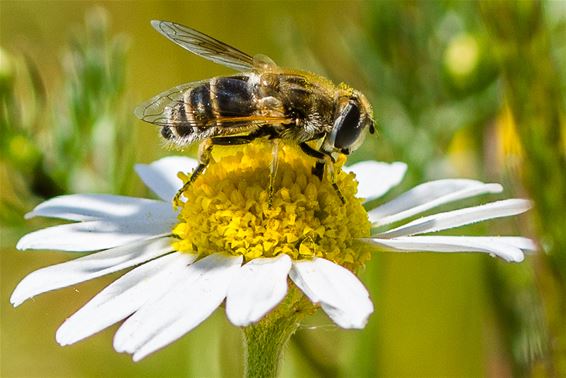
[136,20,375,204]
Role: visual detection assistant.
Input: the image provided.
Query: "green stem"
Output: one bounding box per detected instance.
[242,312,299,378]
[242,286,316,378]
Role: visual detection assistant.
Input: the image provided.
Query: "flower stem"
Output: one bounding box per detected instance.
[242,312,299,378]
[242,286,316,378]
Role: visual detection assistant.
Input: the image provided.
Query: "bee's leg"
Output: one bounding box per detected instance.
[175,131,281,206]
[299,142,345,204]
[209,127,275,146]
[326,160,346,204]
[299,142,327,180]
[312,161,325,180]
[210,128,280,206]
[173,140,213,207]
[268,140,280,206]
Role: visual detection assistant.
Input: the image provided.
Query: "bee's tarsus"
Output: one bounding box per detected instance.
[309,159,345,203]
[174,162,207,206]
[332,182,346,204]
[326,159,346,204]
[174,140,214,207]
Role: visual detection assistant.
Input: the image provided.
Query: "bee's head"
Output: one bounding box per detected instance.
[326,90,375,156]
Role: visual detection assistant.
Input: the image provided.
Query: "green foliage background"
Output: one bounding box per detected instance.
[1,1,564,377]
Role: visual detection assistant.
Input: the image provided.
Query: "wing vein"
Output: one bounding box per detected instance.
[152,20,255,72]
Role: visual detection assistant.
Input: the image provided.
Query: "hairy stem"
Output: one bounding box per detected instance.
[242,286,316,378]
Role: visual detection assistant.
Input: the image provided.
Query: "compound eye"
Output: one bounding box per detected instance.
[334,103,362,149]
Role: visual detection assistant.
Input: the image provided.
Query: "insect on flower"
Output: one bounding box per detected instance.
[135,20,376,204]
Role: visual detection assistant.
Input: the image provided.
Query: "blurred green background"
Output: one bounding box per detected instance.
[1,1,565,377]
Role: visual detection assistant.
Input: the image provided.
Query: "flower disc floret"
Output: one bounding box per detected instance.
[172,142,371,267]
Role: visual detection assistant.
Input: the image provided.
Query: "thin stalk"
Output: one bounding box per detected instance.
[242,286,316,378]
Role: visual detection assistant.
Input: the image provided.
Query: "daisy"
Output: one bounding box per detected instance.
[11,142,534,362]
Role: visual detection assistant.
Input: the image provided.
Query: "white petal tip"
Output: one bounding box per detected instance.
[500,252,525,263]
[113,340,128,354]
[522,199,533,210]
[113,329,135,354]
[132,353,145,362]
[55,334,70,346]
[509,198,533,213]
[10,282,31,307]
[15,235,53,251]
[227,313,261,327]
[393,162,408,172]
[56,323,78,346]
[16,237,30,250]
[336,317,371,329]
[322,303,373,330]
[132,347,156,362]
[23,212,36,220]
[489,183,504,193]
[226,311,254,326]
[10,294,24,307]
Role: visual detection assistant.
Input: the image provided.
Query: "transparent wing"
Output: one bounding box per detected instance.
[151,20,255,72]
[135,81,204,127]
[135,81,290,129]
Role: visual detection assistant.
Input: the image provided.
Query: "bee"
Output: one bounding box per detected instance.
[136,20,375,204]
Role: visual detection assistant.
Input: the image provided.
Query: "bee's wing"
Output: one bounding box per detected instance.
[151,20,255,72]
[135,81,290,128]
[135,81,202,127]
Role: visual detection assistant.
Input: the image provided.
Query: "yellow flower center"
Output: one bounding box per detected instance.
[172,141,371,268]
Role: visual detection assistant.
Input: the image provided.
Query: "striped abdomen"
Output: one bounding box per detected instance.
[162,75,256,141]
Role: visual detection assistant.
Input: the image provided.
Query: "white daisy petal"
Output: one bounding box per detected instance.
[492,236,537,251]
[135,156,198,201]
[226,255,292,327]
[113,253,242,361]
[362,236,533,262]
[16,217,175,252]
[56,252,197,346]
[344,161,407,201]
[376,199,532,238]
[290,258,373,329]
[11,238,174,307]
[369,180,503,225]
[369,179,492,220]
[25,194,173,222]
